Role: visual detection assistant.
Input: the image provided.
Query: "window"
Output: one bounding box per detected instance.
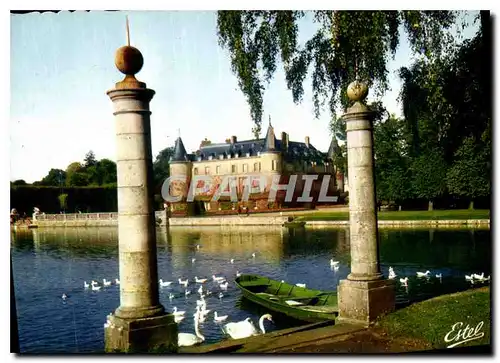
[193,167,198,175]
[253,162,260,172]
[205,166,210,175]
[216,165,221,174]
[243,164,248,172]
[231,165,237,173]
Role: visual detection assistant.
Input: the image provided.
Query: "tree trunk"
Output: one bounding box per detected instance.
[428,200,433,211]
[468,200,474,210]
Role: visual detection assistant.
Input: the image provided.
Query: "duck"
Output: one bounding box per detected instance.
[115,278,120,285]
[174,315,185,324]
[252,253,256,258]
[223,314,273,340]
[159,279,173,287]
[178,311,205,347]
[295,283,306,288]
[214,311,228,323]
[103,279,112,286]
[62,293,68,300]
[388,268,397,279]
[330,259,339,266]
[91,280,98,286]
[465,274,474,281]
[195,276,207,284]
[435,273,442,279]
[236,271,241,277]
[196,244,200,250]
[219,292,224,299]
[179,278,189,287]
[192,258,196,264]
[84,281,90,289]
[91,284,101,291]
[212,275,225,283]
[172,307,185,316]
[230,258,235,264]
[399,277,408,285]
[416,270,430,277]
[219,281,229,290]
[185,289,192,297]
[169,293,175,300]
[198,285,203,295]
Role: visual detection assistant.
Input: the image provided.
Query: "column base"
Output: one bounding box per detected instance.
[336,278,395,327]
[105,313,178,353]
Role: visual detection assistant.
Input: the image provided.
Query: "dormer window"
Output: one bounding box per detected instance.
[246,152,250,157]
[219,154,224,160]
[208,155,213,161]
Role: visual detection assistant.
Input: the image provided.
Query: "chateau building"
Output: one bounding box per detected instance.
[168,122,345,214]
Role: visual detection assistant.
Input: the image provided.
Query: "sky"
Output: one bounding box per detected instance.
[10,10,481,183]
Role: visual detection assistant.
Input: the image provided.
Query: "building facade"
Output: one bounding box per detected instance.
[168,123,345,215]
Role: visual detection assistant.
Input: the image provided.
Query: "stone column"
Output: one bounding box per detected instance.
[336,80,395,326]
[104,42,177,353]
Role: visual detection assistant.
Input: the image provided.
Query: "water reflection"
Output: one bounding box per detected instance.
[10,226,491,353]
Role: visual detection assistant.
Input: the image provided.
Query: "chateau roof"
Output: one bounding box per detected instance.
[170,137,190,162]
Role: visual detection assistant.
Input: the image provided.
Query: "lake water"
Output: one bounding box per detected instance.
[11,226,491,353]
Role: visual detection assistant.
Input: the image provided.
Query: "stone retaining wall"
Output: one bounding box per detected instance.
[32,212,489,228]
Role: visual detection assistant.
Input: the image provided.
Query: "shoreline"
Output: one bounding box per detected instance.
[16,217,490,229]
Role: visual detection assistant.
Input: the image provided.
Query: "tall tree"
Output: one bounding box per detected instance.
[40,168,66,186]
[217,10,458,136]
[84,150,97,168]
[153,147,175,190]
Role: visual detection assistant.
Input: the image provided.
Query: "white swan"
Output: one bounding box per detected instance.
[84,281,90,288]
[174,315,185,324]
[416,270,430,277]
[236,271,241,277]
[115,278,120,285]
[178,311,205,347]
[179,278,189,287]
[91,284,101,291]
[435,273,442,279]
[103,279,112,286]
[195,276,207,283]
[192,258,196,263]
[230,258,235,264]
[219,292,224,299]
[223,314,273,339]
[295,283,306,288]
[62,293,67,300]
[465,274,474,281]
[473,273,484,280]
[400,277,408,285]
[330,259,339,266]
[219,281,229,290]
[172,307,185,316]
[252,253,256,258]
[213,275,225,282]
[198,285,203,295]
[214,311,228,322]
[169,293,175,300]
[185,289,191,297]
[159,279,173,287]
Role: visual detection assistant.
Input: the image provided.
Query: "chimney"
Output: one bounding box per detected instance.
[305,136,310,148]
[231,135,237,144]
[281,132,289,150]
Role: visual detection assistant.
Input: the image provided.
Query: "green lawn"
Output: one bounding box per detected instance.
[376,287,490,349]
[296,209,490,221]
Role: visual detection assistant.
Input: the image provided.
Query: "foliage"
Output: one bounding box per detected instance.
[410,149,448,209]
[58,193,68,211]
[446,136,490,206]
[217,10,458,136]
[84,150,97,168]
[374,115,412,205]
[40,168,66,187]
[11,179,28,186]
[10,185,118,214]
[153,146,175,190]
[199,138,212,147]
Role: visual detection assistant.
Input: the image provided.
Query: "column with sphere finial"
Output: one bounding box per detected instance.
[104,21,178,352]
[336,80,395,326]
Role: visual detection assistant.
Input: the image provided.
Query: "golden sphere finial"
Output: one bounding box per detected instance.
[114,46,144,75]
[347,80,369,102]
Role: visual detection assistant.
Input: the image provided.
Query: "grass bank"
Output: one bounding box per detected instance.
[376,287,490,350]
[296,209,490,222]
